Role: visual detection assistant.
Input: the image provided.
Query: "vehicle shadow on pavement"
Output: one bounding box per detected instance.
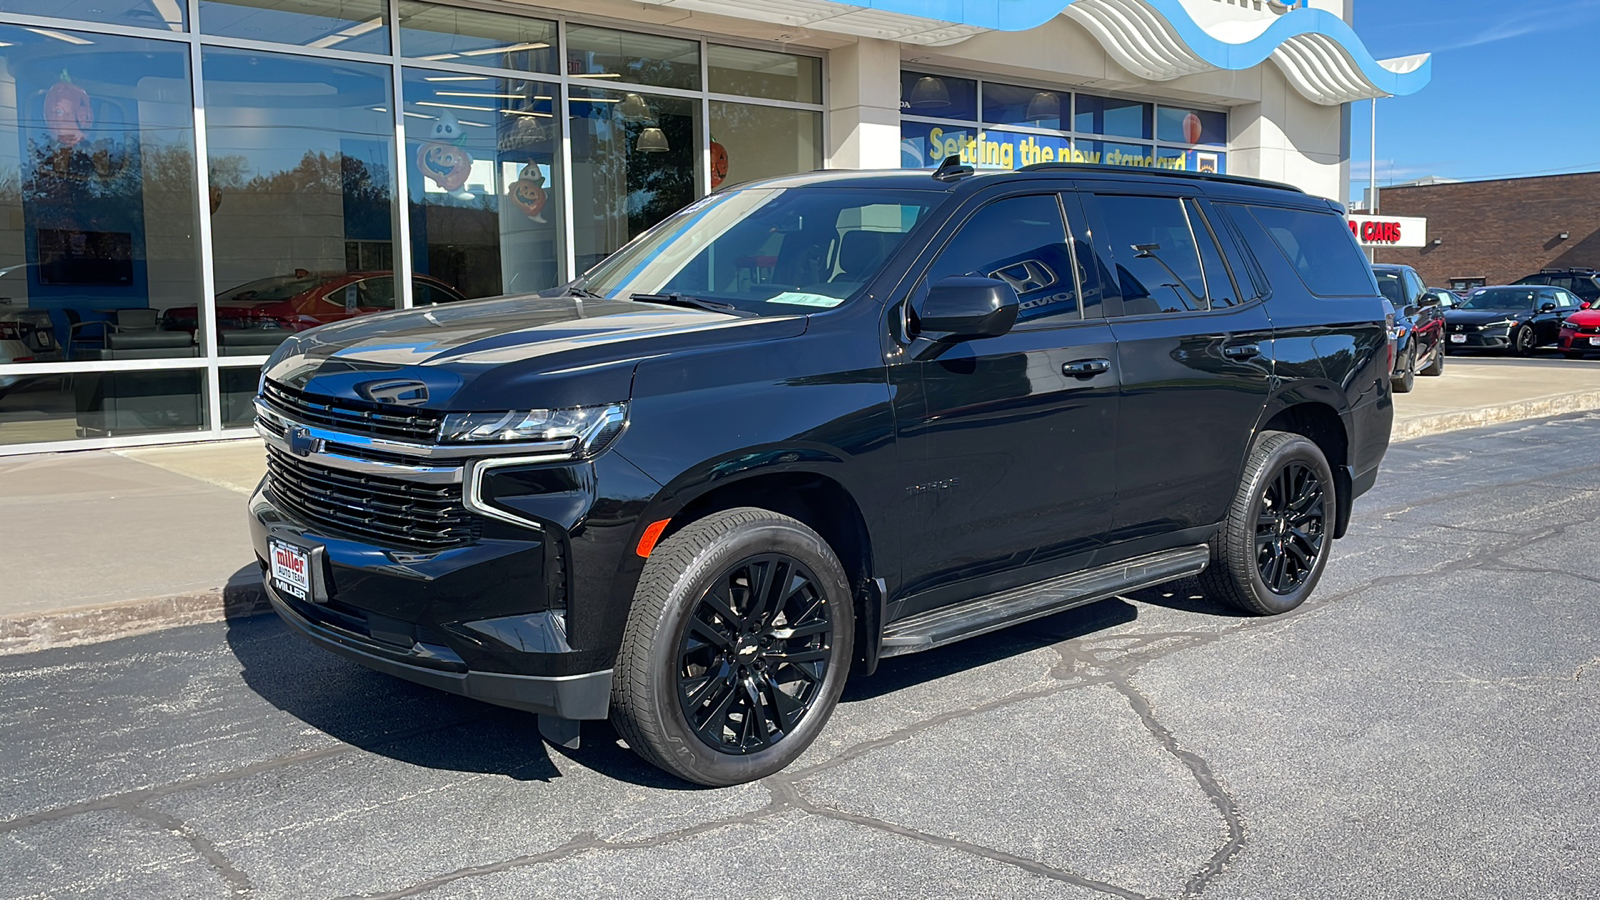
[1120,577,1257,619]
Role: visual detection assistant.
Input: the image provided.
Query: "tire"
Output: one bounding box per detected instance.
[1199,431,1335,616]
[1390,350,1415,393]
[1511,325,1537,357]
[610,507,854,786]
[1420,341,1445,376]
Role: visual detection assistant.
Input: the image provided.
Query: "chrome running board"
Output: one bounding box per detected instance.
[879,545,1211,658]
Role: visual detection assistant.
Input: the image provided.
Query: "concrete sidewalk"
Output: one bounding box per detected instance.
[5,354,1600,653]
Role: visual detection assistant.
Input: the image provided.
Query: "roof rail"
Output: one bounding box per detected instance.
[1016,162,1305,194]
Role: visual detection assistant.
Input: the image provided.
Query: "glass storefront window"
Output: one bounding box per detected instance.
[402,69,562,300]
[1156,106,1227,146]
[900,71,976,121]
[709,102,821,190]
[707,45,820,104]
[1073,140,1157,168]
[570,87,698,273]
[983,82,1063,131]
[0,0,185,31]
[1074,95,1152,140]
[199,0,388,54]
[566,25,699,91]
[397,3,555,75]
[201,48,397,344]
[0,369,206,444]
[0,25,204,364]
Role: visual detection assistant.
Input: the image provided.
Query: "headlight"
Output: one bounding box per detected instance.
[441,402,628,455]
[1483,319,1518,329]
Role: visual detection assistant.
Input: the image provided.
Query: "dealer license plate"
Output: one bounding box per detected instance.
[269,540,311,601]
[1588,337,1600,346]
[1449,334,1466,343]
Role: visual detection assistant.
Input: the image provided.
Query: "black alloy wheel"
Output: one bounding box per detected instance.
[1512,325,1536,356]
[1254,461,1325,595]
[676,553,833,755]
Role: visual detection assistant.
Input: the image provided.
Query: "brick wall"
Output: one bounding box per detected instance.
[1371,171,1600,288]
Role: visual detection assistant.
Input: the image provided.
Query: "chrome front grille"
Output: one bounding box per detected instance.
[263,380,442,443]
[265,446,479,549]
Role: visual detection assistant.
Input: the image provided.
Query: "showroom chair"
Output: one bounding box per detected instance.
[112,308,159,332]
[73,331,202,437]
[62,309,109,359]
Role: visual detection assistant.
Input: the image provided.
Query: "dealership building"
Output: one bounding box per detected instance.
[0,0,1429,454]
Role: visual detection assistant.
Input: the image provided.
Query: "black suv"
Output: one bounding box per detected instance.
[250,162,1393,786]
[1515,268,1600,307]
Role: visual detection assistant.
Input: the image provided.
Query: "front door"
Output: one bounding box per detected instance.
[892,190,1119,615]
[1077,189,1274,544]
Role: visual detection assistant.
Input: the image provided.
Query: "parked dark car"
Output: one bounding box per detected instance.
[1515,268,1600,308]
[1372,264,1446,391]
[1425,287,1462,311]
[248,162,1393,786]
[1444,285,1584,355]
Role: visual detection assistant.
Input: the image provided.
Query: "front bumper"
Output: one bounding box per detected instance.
[266,582,612,719]
[1445,329,1511,349]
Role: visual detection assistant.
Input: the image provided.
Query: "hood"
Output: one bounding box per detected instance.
[1562,309,1600,326]
[262,294,808,411]
[1445,309,1532,325]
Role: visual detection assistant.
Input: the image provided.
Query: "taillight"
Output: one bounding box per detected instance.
[1385,310,1397,374]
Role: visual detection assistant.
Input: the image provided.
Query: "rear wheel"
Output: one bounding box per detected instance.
[1200,431,1334,616]
[610,508,853,786]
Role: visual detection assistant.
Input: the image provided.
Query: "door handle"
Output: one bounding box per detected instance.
[1062,358,1111,378]
[1223,343,1261,360]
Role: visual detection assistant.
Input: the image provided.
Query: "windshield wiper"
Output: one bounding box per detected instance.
[628,292,755,317]
[562,284,605,299]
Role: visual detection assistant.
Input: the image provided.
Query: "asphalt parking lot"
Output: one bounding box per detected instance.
[4,412,1599,899]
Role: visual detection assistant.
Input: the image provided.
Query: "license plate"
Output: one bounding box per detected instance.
[1449,334,1466,343]
[1588,337,1600,346]
[269,540,311,601]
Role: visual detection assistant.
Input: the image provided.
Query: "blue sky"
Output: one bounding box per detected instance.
[1345,0,1600,202]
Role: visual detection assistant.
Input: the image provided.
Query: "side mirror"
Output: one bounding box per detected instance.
[911,276,1019,358]
[1541,302,1558,313]
[1418,292,1441,308]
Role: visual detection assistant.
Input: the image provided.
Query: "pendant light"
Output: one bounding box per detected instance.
[907,75,950,109]
[635,126,670,152]
[1025,90,1061,122]
[618,92,653,122]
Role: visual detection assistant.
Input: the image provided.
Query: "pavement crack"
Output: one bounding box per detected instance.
[128,807,253,897]
[774,782,1153,900]
[335,798,794,899]
[1108,675,1244,900]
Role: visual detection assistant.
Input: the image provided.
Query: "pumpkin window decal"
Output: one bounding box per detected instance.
[45,70,93,147]
[416,111,474,192]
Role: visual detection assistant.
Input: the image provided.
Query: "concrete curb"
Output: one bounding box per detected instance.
[0,580,268,656]
[7,391,1600,656]
[1392,389,1600,442]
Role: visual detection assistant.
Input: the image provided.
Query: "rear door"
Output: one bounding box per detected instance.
[1077,187,1274,544]
[892,186,1119,611]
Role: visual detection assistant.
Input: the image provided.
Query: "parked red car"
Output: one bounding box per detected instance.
[164,271,468,333]
[1558,304,1600,358]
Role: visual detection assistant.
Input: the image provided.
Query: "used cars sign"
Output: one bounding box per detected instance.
[1348,214,1428,248]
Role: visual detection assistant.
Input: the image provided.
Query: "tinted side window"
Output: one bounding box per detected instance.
[1094,194,1207,314]
[1244,205,1377,297]
[1187,200,1238,308]
[1403,269,1426,305]
[926,194,1081,325]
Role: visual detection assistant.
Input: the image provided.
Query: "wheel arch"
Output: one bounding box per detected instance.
[625,461,886,675]
[1258,400,1354,538]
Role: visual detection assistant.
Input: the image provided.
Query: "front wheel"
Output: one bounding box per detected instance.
[1511,325,1537,357]
[1199,431,1335,616]
[610,508,853,786]
[1391,349,1416,393]
[1420,341,1446,376]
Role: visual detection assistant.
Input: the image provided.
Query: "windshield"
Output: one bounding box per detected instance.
[582,187,941,316]
[1460,288,1539,311]
[219,273,326,303]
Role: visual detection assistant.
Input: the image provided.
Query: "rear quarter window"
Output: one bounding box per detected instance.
[1225,204,1378,298]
